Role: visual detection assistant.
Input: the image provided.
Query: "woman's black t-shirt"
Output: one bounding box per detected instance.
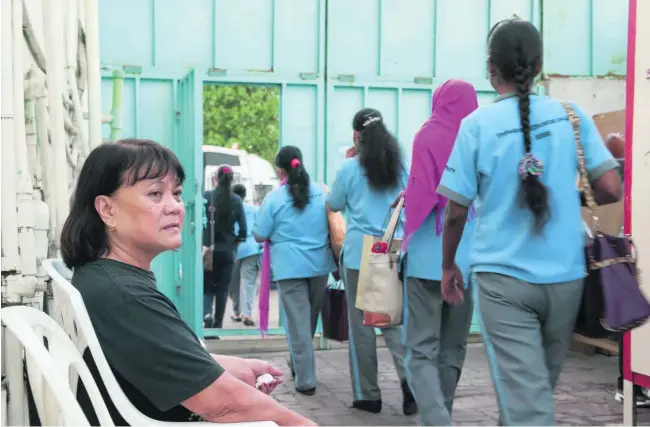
[72,258,224,425]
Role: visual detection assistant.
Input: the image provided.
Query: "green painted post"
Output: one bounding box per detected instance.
[108,69,125,141]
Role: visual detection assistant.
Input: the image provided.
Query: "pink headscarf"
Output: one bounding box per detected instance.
[403,80,479,250]
[258,178,287,338]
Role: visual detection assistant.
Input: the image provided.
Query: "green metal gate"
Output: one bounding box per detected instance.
[98,0,628,339]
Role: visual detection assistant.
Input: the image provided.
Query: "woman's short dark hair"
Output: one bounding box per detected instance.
[232,183,247,200]
[275,146,310,210]
[353,108,402,190]
[60,139,185,269]
[488,18,548,231]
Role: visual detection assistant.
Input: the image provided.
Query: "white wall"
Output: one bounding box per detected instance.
[545,77,626,116]
[629,0,650,380]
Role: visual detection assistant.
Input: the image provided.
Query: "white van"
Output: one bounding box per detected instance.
[202,145,279,205]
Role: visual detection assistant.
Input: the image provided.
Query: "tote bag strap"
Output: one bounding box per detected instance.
[381,197,405,247]
[560,101,600,233]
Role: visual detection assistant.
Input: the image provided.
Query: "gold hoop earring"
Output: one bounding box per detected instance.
[108,224,116,232]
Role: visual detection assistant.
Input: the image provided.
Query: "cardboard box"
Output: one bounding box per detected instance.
[581,110,625,236]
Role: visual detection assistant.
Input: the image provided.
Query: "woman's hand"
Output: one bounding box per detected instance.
[441,264,464,305]
[212,355,283,394]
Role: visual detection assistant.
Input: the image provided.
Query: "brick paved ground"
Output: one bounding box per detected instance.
[244,344,650,426]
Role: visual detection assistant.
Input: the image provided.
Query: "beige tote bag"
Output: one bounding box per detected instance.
[355,197,404,327]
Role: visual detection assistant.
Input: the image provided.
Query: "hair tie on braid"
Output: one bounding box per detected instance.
[518,153,544,179]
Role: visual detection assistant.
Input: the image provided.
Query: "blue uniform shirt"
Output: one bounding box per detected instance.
[327,157,408,270]
[254,182,335,281]
[406,210,475,285]
[235,203,262,260]
[438,95,618,284]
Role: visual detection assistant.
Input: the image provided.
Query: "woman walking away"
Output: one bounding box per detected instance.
[203,166,247,330]
[402,79,478,426]
[229,183,262,326]
[254,146,336,396]
[437,18,622,426]
[327,108,417,416]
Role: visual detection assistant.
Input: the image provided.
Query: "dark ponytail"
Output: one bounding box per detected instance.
[488,18,549,232]
[276,146,310,210]
[353,108,402,190]
[214,165,235,225]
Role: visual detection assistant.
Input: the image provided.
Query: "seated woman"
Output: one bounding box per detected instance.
[60,138,313,426]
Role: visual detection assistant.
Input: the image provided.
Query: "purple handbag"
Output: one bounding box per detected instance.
[564,103,650,338]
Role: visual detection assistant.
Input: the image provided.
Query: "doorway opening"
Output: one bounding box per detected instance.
[202,83,283,339]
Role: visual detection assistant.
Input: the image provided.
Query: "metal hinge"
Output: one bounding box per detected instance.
[336,74,355,83]
[299,72,319,80]
[208,68,227,77]
[414,76,433,85]
[122,64,142,74]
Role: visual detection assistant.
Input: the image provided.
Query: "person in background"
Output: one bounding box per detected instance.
[203,166,247,331]
[606,133,650,406]
[253,145,336,396]
[606,132,625,160]
[327,108,417,416]
[401,80,478,426]
[61,139,313,425]
[437,19,621,425]
[229,183,262,326]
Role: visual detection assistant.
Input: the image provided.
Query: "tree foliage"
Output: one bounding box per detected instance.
[203,85,280,163]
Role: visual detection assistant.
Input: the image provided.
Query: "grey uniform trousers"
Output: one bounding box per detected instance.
[474,272,583,426]
[230,255,260,318]
[277,275,329,391]
[343,267,408,402]
[402,276,473,426]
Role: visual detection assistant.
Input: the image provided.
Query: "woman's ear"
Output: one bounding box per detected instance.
[353,130,360,144]
[487,58,497,77]
[94,195,116,228]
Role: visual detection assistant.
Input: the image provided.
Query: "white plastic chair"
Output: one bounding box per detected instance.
[42,258,277,427]
[1,306,115,426]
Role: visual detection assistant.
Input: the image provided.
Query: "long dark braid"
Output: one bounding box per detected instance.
[514,51,549,231]
[489,18,549,232]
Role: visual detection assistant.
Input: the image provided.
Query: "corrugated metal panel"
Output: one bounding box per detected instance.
[98,0,627,74]
[322,0,543,179]
[543,0,628,76]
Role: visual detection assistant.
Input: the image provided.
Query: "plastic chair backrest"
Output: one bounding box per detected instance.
[1,306,114,426]
[42,258,160,425]
[42,259,277,427]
